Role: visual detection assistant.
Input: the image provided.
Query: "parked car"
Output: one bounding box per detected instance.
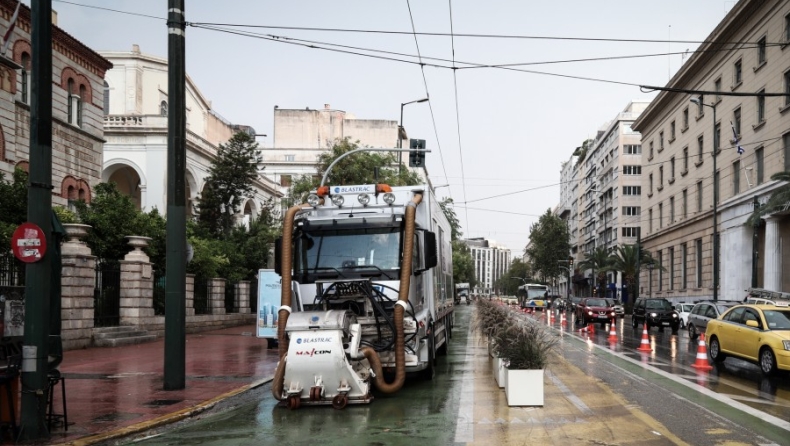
[674,302,695,328]
[606,298,625,318]
[576,298,616,326]
[687,301,739,339]
[631,298,680,334]
[706,302,790,375]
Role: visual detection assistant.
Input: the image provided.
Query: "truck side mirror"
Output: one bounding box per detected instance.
[423,231,438,269]
[274,237,282,275]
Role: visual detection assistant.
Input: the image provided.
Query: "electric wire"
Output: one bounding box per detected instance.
[446,0,470,235]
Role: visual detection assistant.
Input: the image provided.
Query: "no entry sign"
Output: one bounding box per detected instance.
[11,222,47,263]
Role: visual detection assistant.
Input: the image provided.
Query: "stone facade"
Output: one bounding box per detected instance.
[60,225,96,350]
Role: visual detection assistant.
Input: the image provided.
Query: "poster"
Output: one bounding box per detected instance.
[257,269,281,339]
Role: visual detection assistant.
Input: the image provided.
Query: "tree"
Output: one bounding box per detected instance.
[498,258,531,295]
[577,247,612,297]
[439,198,462,241]
[525,209,570,285]
[747,171,790,225]
[438,196,477,289]
[608,244,659,304]
[196,131,262,236]
[288,138,421,205]
[0,169,28,250]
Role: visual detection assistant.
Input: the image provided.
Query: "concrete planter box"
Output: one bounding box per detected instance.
[494,357,507,388]
[505,368,544,406]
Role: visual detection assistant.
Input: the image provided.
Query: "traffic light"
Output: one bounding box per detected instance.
[568,256,573,268]
[409,139,426,167]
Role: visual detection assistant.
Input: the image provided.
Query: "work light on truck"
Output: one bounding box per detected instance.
[307,194,321,207]
[358,193,370,206]
[331,195,345,207]
[383,193,396,205]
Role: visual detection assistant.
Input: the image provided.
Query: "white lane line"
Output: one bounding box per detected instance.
[546,370,593,415]
[454,324,476,444]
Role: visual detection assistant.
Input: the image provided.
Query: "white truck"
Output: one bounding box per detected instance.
[455,283,470,304]
[271,183,454,409]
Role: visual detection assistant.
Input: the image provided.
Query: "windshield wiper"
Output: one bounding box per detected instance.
[342,264,394,280]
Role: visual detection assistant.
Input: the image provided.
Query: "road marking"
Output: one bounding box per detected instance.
[545,370,592,415]
[453,324,475,444]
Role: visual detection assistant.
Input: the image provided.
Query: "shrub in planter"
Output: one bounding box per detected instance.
[498,320,557,406]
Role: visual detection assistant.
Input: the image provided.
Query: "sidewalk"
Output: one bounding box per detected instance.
[49,324,274,445]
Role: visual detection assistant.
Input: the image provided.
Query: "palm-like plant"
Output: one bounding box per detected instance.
[746,172,790,225]
[608,244,660,302]
[577,247,612,297]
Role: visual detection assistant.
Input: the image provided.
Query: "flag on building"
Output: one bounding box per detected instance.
[730,121,745,155]
[1,1,21,56]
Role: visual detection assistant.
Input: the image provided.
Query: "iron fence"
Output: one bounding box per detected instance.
[153,270,166,316]
[94,261,121,327]
[193,276,210,315]
[225,281,237,314]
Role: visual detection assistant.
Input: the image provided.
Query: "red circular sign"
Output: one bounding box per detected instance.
[11,222,47,263]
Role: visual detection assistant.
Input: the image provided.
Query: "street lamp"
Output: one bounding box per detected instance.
[690,95,719,301]
[647,261,655,298]
[398,98,429,173]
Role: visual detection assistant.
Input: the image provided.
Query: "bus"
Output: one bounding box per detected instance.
[517,284,549,308]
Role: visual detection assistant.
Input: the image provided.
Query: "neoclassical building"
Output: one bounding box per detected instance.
[0,1,112,205]
[633,0,790,300]
[101,45,281,222]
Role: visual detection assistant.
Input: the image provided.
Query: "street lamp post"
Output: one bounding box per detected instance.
[690,96,719,301]
[398,98,429,174]
[648,261,655,298]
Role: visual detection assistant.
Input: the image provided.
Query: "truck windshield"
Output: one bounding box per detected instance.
[295,226,402,274]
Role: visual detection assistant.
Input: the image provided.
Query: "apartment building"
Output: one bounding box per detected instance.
[556,154,578,296]
[633,0,790,300]
[0,1,112,206]
[464,237,511,296]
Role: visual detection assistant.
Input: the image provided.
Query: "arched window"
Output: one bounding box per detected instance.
[103,81,109,116]
[160,100,168,117]
[78,85,86,127]
[67,78,74,123]
[20,52,30,104]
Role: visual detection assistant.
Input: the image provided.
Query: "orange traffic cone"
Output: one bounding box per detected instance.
[607,317,618,343]
[691,333,713,371]
[560,312,567,327]
[588,321,595,334]
[547,310,553,325]
[637,325,652,352]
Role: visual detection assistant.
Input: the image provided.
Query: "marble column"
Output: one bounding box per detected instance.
[763,216,781,292]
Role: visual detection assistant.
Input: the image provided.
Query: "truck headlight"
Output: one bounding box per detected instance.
[358,193,370,206]
[383,193,396,205]
[307,194,321,207]
[783,341,790,351]
[331,195,345,207]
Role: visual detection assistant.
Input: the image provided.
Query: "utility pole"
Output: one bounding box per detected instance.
[20,0,53,439]
[164,0,187,390]
[751,196,760,288]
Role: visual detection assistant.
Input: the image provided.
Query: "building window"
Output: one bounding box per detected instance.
[21,52,30,104]
[757,36,766,65]
[669,247,675,290]
[733,107,741,137]
[103,81,110,116]
[67,78,75,124]
[284,155,296,162]
[695,238,703,287]
[670,196,675,224]
[622,165,641,175]
[786,13,790,42]
[734,59,742,85]
[757,90,765,124]
[659,203,663,229]
[670,121,676,141]
[785,132,790,172]
[658,250,663,291]
[623,186,641,196]
[681,243,688,289]
[682,189,688,219]
[683,147,689,172]
[622,206,640,216]
[715,77,722,102]
[697,135,704,163]
[659,166,664,186]
[714,169,720,204]
[755,147,764,184]
[160,101,168,117]
[682,107,689,130]
[714,122,721,153]
[670,157,675,180]
[733,160,740,195]
[785,70,790,108]
[649,208,654,233]
[659,131,664,151]
[649,173,653,193]
[623,144,641,154]
[622,227,640,238]
[649,141,654,159]
[697,181,703,213]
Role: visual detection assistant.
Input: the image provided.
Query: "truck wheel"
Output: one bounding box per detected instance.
[332,394,348,410]
[287,395,301,410]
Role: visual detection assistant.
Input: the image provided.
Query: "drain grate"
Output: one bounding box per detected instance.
[143,399,183,407]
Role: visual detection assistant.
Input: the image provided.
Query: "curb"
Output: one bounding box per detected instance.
[53,376,274,446]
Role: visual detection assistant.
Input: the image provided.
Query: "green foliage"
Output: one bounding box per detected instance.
[608,244,659,300]
[439,198,462,241]
[196,132,262,236]
[526,209,571,283]
[498,258,531,295]
[0,169,29,250]
[496,319,556,370]
[451,240,476,289]
[53,206,78,224]
[746,171,790,226]
[288,138,422,204]
[573,138,594,168]
[186,236,231,279]
[577,247,612,296]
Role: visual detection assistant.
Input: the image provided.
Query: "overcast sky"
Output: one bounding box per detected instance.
[45,0,736,255]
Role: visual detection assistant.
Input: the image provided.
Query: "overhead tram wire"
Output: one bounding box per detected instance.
[446,0,470,234]
[403,0,452,201]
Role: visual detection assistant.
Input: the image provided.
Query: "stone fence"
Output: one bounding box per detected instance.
[60,225,255,350]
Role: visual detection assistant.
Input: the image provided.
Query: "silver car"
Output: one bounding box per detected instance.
[605,298,625,318]
[686,301,739,339]
[674,303,695,328]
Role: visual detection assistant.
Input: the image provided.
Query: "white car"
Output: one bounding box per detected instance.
[674,303,695,328]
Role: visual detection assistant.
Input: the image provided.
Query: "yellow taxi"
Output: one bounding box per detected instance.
[705,302,790,375]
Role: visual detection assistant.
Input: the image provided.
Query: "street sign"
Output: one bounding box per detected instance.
[11,222,47,263]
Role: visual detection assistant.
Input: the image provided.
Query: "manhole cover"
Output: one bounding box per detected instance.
[143,399,183,407]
